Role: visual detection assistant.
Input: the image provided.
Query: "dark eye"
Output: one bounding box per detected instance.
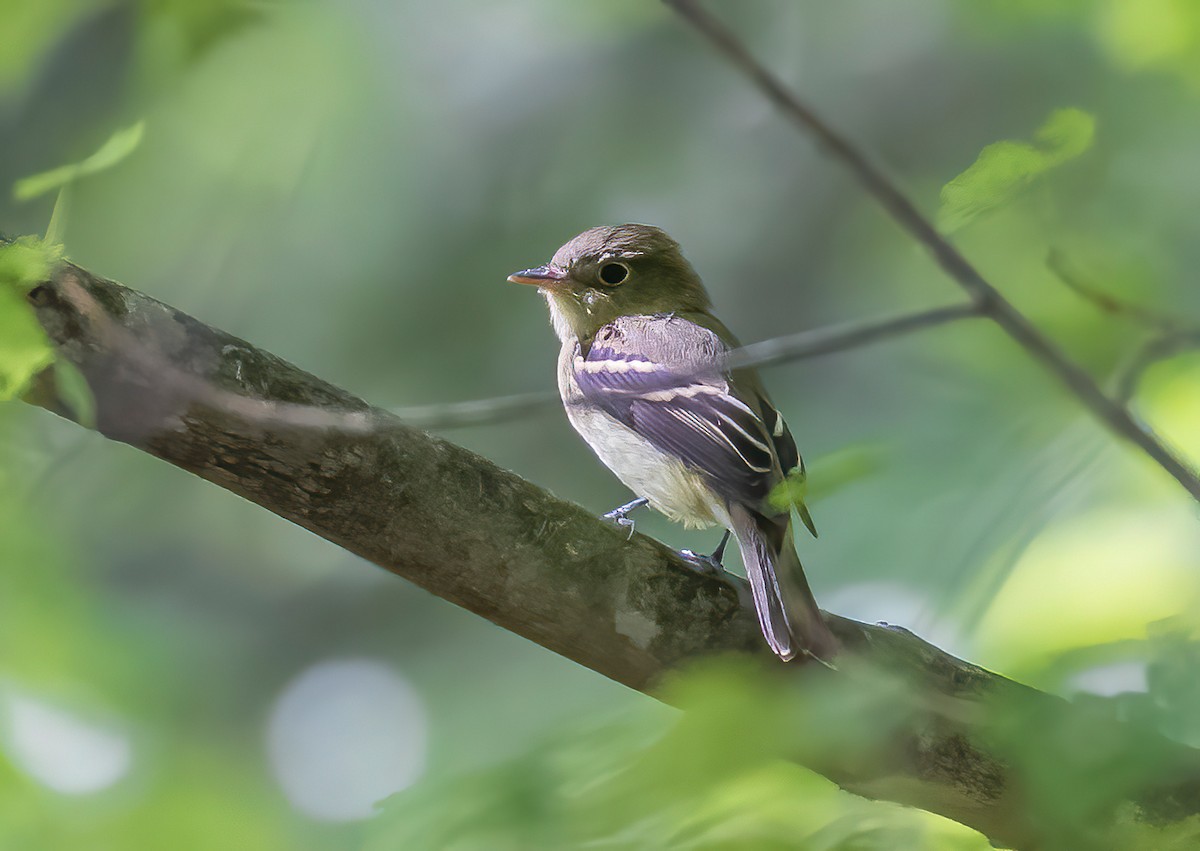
[597,262,630,286]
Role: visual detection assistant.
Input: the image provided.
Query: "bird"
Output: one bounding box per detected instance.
[507,223,838,662]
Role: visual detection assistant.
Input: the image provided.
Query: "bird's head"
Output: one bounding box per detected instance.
[508,224,711,343]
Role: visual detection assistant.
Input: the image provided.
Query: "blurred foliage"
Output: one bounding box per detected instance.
[805,445,887,504]
[369,661,993,851]
[0,0,108,93]
[768,468,809,515]
[1,0,1200,848]
[938,108,1095,233]
[0,238,62,399]
[15,121,144,202]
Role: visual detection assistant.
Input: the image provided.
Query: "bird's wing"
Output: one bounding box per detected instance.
[747,384,817,537]
[573,314,779,504]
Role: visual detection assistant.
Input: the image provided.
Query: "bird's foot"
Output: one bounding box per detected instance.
[602,497,649,540]
[678,549,724,576]
[678,530,731,577]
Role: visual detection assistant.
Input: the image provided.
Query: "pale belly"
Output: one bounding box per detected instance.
[564,403,730,530]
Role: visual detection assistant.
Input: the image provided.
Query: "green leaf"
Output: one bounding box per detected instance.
[0,237,63,400]
[0,236,63,295]
[938,108,1096,233]
[0,1,105,93]
[806,444,887,502]
[369,661,994,851]
[0,287,54,400]
[13,120,145,201]
[768,467,808,515]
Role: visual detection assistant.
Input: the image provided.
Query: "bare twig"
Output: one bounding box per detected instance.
[664,0,1200,503]
[1045,250,1200,403]
[40,275,378,437]
[726,301,980,371]
[38,238,980,436]
[1116,331,1200,404]
[392,391,558,429]
[1046,249,1183,334]
[396,302,981,430]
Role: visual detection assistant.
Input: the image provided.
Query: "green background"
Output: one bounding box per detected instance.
[2,1,1199,847]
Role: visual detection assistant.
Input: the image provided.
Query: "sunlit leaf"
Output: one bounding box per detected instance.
[1095,0,1200,71]
[13,121,145,202]
[1139,352,1200,463]
[0,237,62,297]
[976,507,1199,670]
[938,108,1096,233]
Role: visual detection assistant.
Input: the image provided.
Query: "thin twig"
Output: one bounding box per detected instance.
[664,0,1200,503]
[1044,250,1200,403]
[1116,331,1200,404]
[1046,249,1182,334]
[40,233,976,435]
[727,302,980,371]
[394,303,981,430]
[52,273,377,435]
[392,391,558,429]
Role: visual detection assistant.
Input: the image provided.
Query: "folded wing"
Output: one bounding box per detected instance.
[573,314,780,505]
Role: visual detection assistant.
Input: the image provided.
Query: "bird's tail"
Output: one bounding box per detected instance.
[730,504,839,663]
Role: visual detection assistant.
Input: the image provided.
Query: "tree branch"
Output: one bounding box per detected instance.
[663,0,1200,503]
[394,303,981,430]
[17,257,1200,850]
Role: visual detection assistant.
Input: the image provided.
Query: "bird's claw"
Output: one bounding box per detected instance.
[678,549,725,577]
[603,511,637,540]
[602,497,648,541]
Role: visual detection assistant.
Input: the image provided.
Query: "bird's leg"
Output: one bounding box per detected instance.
[602,496,649,539]
[679,530,731,577]
[710,529,731,563]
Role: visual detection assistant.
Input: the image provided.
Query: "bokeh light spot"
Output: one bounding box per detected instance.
[0,689,132,795]
[266,658,427,822]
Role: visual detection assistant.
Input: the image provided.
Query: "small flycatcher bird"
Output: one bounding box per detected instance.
[508,224,838,662]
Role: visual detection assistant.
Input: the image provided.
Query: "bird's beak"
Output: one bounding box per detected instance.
[507,264,566,287]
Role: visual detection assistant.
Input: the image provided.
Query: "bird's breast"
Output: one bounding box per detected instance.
[557,344,728,530]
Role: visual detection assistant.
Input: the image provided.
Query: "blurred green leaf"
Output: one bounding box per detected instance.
[13,121,145,202]
[1095,0,1200,74]
[768,467,809,514]
[768,446,884,532]
[371,661,992,851]
[0,1,107,92]
[938,108,1095,233]
[0,312,52,402]
[806,445,887,502]
[0,238,62,400]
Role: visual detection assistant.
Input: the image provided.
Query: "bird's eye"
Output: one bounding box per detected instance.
[597,262,630,286]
